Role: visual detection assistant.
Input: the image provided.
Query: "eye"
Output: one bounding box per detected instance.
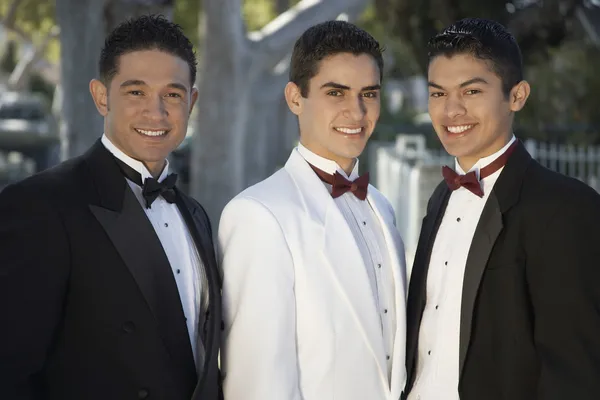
[465,89,481,95]
[128,90,143,96]
[362,92,378,99]
[327,90,343,97]
[166,93,182,98]
[429,92,445,98]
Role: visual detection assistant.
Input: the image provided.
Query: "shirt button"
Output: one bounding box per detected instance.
[457,217,461,222]
[445,261,448,266]
[176,269,181,274]
[378,263,382,268]
[362,221,367,226]
[428,350,432,355]
[384,309,388,313]
[386,355,390,360]
[164,222,169,227]
[435,305,439,310]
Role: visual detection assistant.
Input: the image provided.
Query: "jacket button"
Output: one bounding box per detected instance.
[138,388,149,398]
[122,322,135,333]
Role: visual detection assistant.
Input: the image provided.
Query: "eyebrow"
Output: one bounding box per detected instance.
[120,79,188,93]
[320,82,381,91]
[428,77,489,90]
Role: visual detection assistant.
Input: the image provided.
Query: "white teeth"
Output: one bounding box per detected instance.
[136,129,167,137]
[335,127,363,134]
[446,125,473,134]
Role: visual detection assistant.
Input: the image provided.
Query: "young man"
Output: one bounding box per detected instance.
[218,21,407,400]
[404,18,600,400]
[0,15,222,400]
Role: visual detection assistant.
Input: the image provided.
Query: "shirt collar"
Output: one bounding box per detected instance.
[101,133,170,183]
[455,134,516,178]
[296,142,360,180]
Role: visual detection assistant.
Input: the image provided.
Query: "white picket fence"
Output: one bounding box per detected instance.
[371,134,600,273]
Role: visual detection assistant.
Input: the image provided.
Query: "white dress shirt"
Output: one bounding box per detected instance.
[101,134,206,368]
[297,143,397,382]
[408,136,516,400]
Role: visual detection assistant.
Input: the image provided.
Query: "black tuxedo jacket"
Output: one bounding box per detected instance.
[0,140,222,400]
[404,142,600,400]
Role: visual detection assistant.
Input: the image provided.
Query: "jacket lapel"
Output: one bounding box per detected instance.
[367,189,408,398]
[458,141,532,378]
[174,192,223,393]
[85,141,196,381]
[458,192,502,376]
[285,150,388,384]
[405,182,450,389]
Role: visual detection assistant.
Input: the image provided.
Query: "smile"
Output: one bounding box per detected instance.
[334,127,363,135]
[446,124,475,134]
[135,128,168,137]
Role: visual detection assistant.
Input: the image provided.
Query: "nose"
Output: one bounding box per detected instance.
[143,94,168,120]
[444,93,466,119]
[344,95,366,121]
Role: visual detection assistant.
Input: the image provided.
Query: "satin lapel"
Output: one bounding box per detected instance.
[405,184,450,387]
[367,189,408,398]
[458,142,532,378]
[85,141,195,381]
[285,151,388,385]
[174,192,223,391]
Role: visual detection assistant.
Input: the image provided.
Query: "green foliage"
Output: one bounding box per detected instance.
[173,0,201,49]
[517,38,600,144]
[243,0,277,31]
[0,0,59,63]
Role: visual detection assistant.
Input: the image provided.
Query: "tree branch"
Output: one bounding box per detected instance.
[0,0,60,86]
[251,0,369,70]
[3,0,21,28]
[8,26,59,90]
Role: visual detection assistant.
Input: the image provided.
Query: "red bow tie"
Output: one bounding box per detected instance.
[442,140,518,197]
[309,164,369,200]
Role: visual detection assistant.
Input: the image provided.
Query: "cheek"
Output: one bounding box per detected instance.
[428,100,444,121]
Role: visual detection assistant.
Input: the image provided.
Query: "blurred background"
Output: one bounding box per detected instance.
[1,0,599,265]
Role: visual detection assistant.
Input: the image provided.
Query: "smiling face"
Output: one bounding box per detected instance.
[428,53,529,170]
[90,49,198,176]
[285,52,381,173]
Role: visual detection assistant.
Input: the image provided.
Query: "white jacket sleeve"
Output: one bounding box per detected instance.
[218,197,302,400]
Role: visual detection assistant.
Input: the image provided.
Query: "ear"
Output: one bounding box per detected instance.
[284,81,303,116]
[89,79,109,116]
[509,80,530,112]
[189,86,199,114]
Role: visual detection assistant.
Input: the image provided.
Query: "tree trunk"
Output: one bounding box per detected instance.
[104,0,175,32]
[191,0,369,225]
[55,0,106,159]
[55,0,174,160]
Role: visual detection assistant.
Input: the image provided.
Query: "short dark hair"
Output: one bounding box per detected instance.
[427,18,523,96]
[289,20,384,97]
[99,14,197,85]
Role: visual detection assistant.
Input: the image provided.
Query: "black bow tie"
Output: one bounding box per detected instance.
[114,158,178,208]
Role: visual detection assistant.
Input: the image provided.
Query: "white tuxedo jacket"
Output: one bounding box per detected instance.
[218,149,407,400]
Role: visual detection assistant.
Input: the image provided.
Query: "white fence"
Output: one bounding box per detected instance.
[372,134,600,271]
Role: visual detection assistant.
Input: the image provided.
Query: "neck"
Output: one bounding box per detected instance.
[457,135,513,172]
[143,160,166,178]
[299,139,357,176]
[338,159,356,176]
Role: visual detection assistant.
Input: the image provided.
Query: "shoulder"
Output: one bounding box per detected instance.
[224,168,298,214]
[518,162,600,228]
[0,155,85,206]
[525,162,600,208]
